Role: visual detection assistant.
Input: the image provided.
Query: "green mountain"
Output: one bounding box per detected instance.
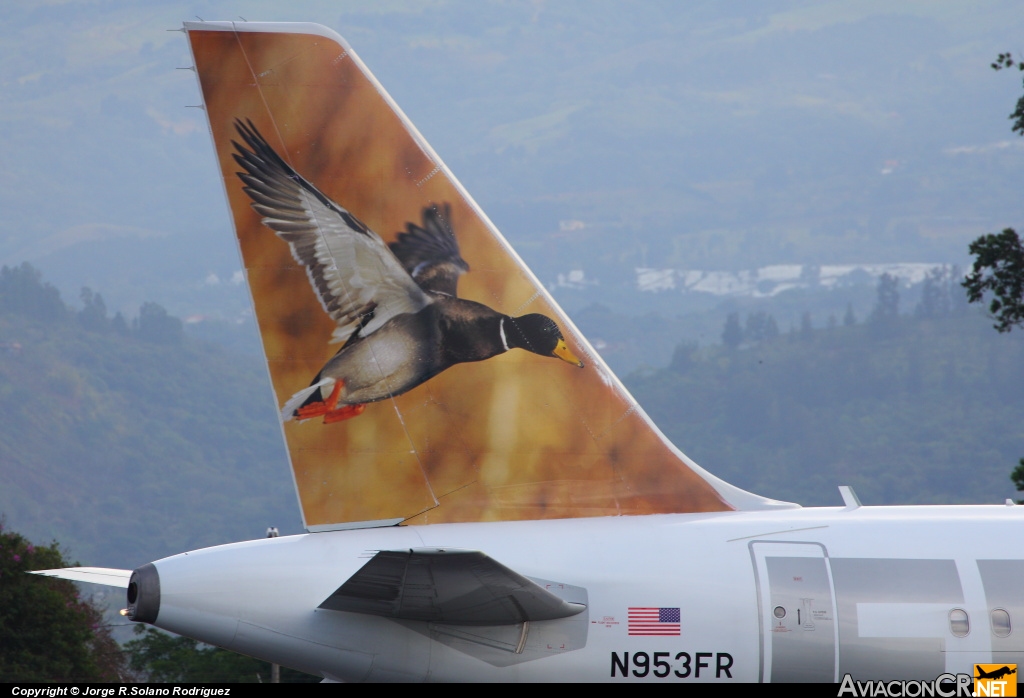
[0,264,1019,573]
[629,309,1024,507]
[0,266,298,570]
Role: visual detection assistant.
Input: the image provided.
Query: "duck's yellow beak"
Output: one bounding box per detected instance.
[553,339,584,368]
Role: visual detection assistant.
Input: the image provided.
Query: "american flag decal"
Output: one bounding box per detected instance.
[628,607,681,636]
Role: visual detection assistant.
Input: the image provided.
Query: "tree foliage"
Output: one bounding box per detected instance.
[799,310,814,342]
[991,51,1024,135]
[0,523,127,681]
[869,273,900,337]
[915,269,952,319]
[963,54,1024,499]
[963,228,1024,332]
[669,341,698,374]
[0,264,295,571]
[629,309,1024,507]
[843,303,856,327]
[79,287,109,333]
[721,310,781,349]
[125,626,317,683]
[961,56,1024,332]
[745,311,779,343]
[135,302,184,344]
[721,311,742,349]
[1011,458,1024,504]
[0,263,66,322]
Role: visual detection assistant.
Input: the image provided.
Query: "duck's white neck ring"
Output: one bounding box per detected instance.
[499,317,510,351]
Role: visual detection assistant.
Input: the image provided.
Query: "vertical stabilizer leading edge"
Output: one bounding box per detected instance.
[184,21,794,531]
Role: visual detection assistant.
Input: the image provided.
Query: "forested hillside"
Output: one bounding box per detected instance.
[630,308,1024,507]
[0,264,297,570]
[0,263,1019,572]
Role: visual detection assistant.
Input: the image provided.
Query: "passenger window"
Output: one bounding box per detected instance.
[949,608,969,637]
[991,608,1011,638]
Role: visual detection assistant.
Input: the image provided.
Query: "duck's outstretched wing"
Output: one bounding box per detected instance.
[389,203,469,297]
[232,119,428,344]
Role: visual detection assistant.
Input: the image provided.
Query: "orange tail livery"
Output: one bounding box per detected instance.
[184,21,790,530]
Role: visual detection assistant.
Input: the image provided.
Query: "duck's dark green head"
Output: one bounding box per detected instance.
[505,313,584,367]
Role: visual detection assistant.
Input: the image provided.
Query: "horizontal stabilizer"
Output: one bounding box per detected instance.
[30,567,132,588]
[319,549,585,625]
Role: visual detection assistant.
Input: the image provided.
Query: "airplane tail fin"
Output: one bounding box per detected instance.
[184,21,795,531]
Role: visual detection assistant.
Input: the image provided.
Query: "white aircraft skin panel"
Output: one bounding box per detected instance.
[856,603,953,638]
[142,506,1023,682]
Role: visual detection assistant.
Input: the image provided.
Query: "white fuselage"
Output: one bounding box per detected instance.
[147,505,1024,682]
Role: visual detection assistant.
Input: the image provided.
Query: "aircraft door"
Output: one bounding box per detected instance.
[751,541,838,683]
[978,559,1024,667]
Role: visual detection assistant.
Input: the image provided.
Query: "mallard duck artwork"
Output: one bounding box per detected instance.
[231,120,584,424]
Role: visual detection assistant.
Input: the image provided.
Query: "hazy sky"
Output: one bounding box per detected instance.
[3,1,1024,320]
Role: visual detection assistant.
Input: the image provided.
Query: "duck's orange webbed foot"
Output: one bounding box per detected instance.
[323,403,366,423]
[294,380,343,421]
